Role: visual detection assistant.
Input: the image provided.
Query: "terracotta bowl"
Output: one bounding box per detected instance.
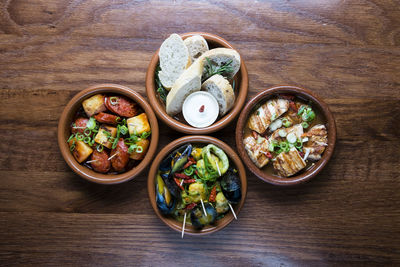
[147,135,247,236]
[236,85,336,186]
[145,32,248,134]
[58,84,159,184]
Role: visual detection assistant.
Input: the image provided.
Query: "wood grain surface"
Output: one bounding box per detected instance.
[1,0,399,266]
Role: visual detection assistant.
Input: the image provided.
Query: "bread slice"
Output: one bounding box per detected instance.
[202,74,235,116]
[200,48,241,79]
[183,35,209,63]
[158,34,191,89]
[166,59,204,115]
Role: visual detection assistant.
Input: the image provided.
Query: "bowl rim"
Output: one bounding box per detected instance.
[145,32,249,134]
[147,135,247,235]
[57,83,159,184]
[235,85,336,186]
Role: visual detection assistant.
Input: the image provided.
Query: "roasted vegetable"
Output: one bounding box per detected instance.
[127,113,151,136]
[94,125,117,149]
[69,138,93,163]
[82,94,106,117]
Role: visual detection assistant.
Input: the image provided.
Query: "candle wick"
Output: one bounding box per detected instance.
[199,105,205,113]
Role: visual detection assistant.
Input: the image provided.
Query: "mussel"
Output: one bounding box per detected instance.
[156,174,175,214]
[190,203,218,228]
[160,173,181,199]
[220,169,241,204]
[159,144,192,173]
[158,143,193,198]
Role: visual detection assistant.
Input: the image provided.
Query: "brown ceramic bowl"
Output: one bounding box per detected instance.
[147,135,247,236]
[236,85,336,186]
[146,32,248,134]
[58,84,159,184]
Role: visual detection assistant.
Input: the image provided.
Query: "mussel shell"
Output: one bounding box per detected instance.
[190,203,218,229]
[220,169,242,204]
[160,173,181,199]
[159,144,192,172]
[156,190,175,215]
[171,144,192,174]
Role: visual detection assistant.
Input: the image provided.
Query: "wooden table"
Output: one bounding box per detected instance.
[1,1,399,265]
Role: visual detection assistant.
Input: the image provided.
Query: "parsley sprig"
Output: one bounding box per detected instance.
[202,57,233,82]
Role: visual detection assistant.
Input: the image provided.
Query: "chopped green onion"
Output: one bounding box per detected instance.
[97,144,104,152]
[84,129,91,136]
[67,134,75,143]
[69,144,76,151]
[278,129,287,137]
[295,139,303,150]
[116,117,121,123]
[286,132,297,143]
[279,141,290,153]
[297,105,306,115]
[268,142,275,152]
[89,138,96,146]
[103,130,111,137]
[302,109,315,122]
[110,97,119,105]
[86,117,96,130]
[76,134,84,141]
[282,118,291,127]
[141,131,151,139]
[83,136,91,143]
[136,145,143,153]
[125,136,138,144]
[128,144,137,154]
[301,122,309,129]
[120,125,128,135]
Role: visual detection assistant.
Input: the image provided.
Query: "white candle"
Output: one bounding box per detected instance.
[182,91,219,128]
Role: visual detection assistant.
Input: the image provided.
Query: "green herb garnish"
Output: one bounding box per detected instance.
[202,57,233,82]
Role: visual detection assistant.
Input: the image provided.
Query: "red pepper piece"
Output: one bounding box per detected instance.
[209,186,217,202]
[175,173,192,180]
[188,157,196,164]
[299,151,305,158]
[185,203,197,210]
[265,151,273,159]
[195,170,199,176]
[289,101,298,112]
[182,161,194,169]
[183,179,196,184]
[174,178,184,191]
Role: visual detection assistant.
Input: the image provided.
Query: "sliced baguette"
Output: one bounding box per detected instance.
[166,59,204,115]
[158,33,191,89]
[183,35,209,63]
[200,48,241,79]
[202,74,235,116]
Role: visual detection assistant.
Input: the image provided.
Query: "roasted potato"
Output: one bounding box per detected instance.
[127,113,151,136]
[69,138,93,163]
[82,94,107,117]
[129,138,150,160]
[94,125,117,149]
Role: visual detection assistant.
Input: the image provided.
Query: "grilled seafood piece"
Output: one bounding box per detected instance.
[303,124,328,160]
[273,148,306,177]
[248,99,289,134]
[243,134,270,168]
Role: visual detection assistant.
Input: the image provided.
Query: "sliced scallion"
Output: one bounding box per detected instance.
[301,122,309,128]
[110,97,119,105]
[67,134,75,143]
[86,117,96,130]
[136,145,143,153]
[282,118,291,127]
[83,136,91,143]
[76,134,84,141]
[84,129,91,136]
[97,144,104,152]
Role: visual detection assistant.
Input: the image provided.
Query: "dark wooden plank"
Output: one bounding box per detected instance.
[0,212,398,266]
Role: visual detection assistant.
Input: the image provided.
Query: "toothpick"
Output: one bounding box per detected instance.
[180,179,184,186]
[216,162,221,176]
[108,152,119,160]
[86,159,98,164]
[181,212,187,239]
[73,126,86,129]
[229,203,237,220]
[200,199,207,216]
